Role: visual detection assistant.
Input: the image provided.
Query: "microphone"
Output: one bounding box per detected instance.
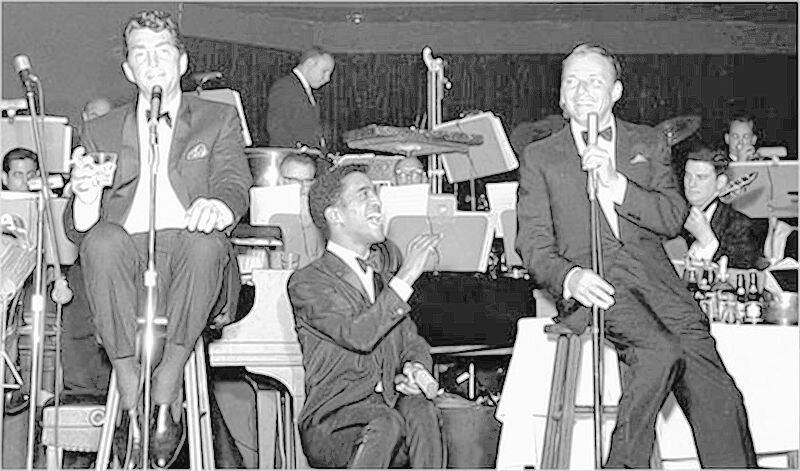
[149,85,163,124]
[12,55,37,92]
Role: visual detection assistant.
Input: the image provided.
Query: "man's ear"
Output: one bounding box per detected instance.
[750,134,758,146]
[716,173,729,192]
[1,171,7,187]
[323,206,340,227]
[122,61,135,85]
[724,133,730,147]
[179,52,188,76]
[611,81,623,103]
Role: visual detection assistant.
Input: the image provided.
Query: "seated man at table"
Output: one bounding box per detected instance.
[288,166,444,468]
[279,153,324,266]
[393,156,428,186]
[681,146,767,268]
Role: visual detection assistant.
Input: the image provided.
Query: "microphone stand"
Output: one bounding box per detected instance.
[138,115,161,471]
[586,113,606,469]
[21,78,72,471]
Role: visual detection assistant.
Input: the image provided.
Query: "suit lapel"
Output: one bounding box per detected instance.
[614,119,635,178]
[320,251,370,302]
[166,94,192,204]
[117,106,139,188]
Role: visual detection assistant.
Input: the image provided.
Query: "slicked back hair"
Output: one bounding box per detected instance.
[123,10,185,58]
[563,43,623,82]
[3,147,38,173]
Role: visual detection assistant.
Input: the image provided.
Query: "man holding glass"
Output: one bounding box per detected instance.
[64,9,251,468]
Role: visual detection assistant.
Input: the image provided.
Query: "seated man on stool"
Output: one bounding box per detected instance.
[681,146,766,268]
[288,166,444,468]
[65,9,251,467]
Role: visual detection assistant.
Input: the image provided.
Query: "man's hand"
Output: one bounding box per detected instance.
[395,233,443,286]
[69,146,115,205]
[683,207,715,246]
[736,142,756,161]
[394,372,423,396]
[185,198,234,233]
[566,268,615,310]
[581,144,620,187]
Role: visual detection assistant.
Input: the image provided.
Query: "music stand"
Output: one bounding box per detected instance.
[0,193,77,265]
[1,115,72,173]
[728,161,798,219]
[194,88,252,147]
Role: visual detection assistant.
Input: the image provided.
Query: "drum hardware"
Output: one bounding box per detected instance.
[654,115,701,147]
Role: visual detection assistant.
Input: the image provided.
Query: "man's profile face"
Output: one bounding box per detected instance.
[724,120,757,161]
[331,172,385,245]
[560,52,622,127]
[280,160,316,198]
[2,158,39,192]
[122,28,188,99]
[307,54,334,89]
[394,158,427,185]
[683,160,726,208]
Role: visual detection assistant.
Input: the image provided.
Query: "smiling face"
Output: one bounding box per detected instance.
[122,27,187,100]
[684,159,727,208]
[326,172,384,250]
[560,51,622,127]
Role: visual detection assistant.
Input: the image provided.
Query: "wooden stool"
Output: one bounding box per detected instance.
[94,337,215,470]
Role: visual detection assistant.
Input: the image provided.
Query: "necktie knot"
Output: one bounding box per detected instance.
[581,127,613,145]
[145,110,172,127]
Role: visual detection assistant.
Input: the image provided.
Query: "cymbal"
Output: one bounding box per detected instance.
[655,115,701,147]
[344,125,482,157]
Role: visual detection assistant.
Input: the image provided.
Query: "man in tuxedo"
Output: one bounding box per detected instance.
[267,46,334,150]
[682,146,765,268]
[516,44,756,468]
[288,166,444,468]
[65,9,251,468]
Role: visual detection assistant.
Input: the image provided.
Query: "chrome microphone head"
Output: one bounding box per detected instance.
[12,54,31,74]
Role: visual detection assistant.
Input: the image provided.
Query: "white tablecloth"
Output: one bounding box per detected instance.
[496,317,799,469]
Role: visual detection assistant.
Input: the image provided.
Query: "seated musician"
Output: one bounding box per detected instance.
[288,166,445,468]
[64,10,251,468]
[393,156,428,186]
[278,153,324,266]
[681,146,766,268]
[724,114,758,162]
[2,147,39,192]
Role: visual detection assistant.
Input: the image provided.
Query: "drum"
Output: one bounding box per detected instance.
[245,147,298,187]
[437,394,501,468]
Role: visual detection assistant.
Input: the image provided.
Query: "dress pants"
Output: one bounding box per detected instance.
[79,221,229,359]
[601,244,757,468]
[301,393,444,468]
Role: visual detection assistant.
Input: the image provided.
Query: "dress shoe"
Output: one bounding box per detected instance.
[112,409,142,469]
[150,404,186,469]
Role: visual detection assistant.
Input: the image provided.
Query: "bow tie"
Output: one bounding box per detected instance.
[145,110,172,127]
[356,257,372,273]
[581,127,613,144]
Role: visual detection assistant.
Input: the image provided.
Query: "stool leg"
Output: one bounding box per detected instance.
[194,340,215,469]
[542,334,570,469]
[185,347,202,470]
[95,372,120,471]
[557,334,581,469]
[282,393,295,468]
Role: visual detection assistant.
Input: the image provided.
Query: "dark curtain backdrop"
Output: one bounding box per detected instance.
[184,36,797,158]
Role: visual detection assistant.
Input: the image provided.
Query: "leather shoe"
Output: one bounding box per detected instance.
[112,409,142,469]
[150,404,186,469]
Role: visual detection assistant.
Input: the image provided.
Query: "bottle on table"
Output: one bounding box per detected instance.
[745,271,764,323]
[710,256,733,322]
[735,274,747,323]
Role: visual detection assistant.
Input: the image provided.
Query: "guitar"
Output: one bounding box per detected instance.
[701,171,758,211]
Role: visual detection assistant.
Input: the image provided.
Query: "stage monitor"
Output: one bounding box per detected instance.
[728,160,798,219]
[1,115,72,173]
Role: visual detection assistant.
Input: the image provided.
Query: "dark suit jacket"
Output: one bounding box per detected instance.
[516,119,689,333]
[288,241,431,427]
[266,73,323,149]
[64,92,253,325]
[682,202,766,269]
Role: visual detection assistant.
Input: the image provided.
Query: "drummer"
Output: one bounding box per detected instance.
[393,156,428,186]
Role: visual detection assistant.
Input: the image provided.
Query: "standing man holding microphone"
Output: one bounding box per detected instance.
[516,44,756,468]
[65,9,251,468]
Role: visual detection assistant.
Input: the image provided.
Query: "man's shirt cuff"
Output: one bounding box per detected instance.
[73,197,101,232]
[389,277,414,302]
[688,237,720,262]
[562,267,582,300]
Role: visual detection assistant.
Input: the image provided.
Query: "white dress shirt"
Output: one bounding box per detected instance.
[122,93,187,234]
[687,202,720,262]
[292,68,316,106]
[326,240,413,303]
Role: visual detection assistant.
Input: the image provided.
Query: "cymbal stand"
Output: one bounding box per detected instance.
[19,77,72,471]
[138,116,162,470]
[422,46,451,195]
[586,112,606,469]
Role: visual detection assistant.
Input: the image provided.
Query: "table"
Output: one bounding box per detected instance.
[496,317,799,469]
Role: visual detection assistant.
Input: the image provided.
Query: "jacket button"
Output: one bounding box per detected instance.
[395,308,404,315]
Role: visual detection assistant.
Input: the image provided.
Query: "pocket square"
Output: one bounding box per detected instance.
[185,143,209,161]
[630,154,648,164]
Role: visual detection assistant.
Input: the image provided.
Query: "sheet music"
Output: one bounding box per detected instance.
[486,182,518,237]
[379,184,430,230]
[249,184,302,225]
